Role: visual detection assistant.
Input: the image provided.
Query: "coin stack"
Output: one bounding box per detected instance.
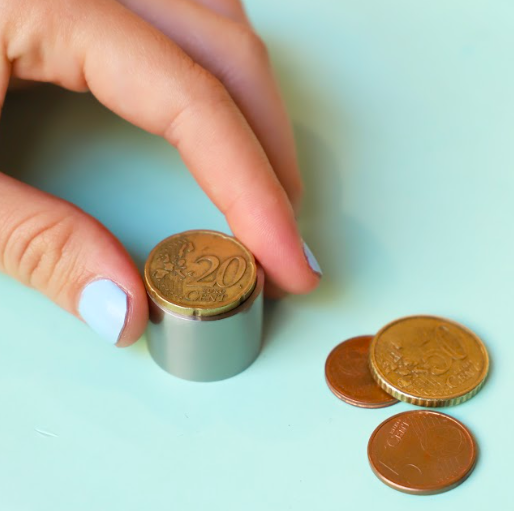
[325,315,489,495]
[144,230,264,382]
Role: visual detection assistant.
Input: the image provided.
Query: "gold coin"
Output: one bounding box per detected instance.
[369,316,489,407]
[144,230,257,317]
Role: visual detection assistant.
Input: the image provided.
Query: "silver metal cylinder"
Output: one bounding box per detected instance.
[146,266,264,382]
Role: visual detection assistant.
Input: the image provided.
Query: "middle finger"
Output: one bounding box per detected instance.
[118,0,304,212]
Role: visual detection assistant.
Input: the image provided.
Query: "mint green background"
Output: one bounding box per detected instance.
[0,1,512,509]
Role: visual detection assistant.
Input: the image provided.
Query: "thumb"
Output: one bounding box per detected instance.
[0,172,148,346]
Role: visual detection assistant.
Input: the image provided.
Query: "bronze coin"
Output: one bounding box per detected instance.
[144,230,257,317]
[369,315,489,407]
[325,336,398,408]
[368,410,477,495]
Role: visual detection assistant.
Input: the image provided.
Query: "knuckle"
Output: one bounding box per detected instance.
[164,62,232,145]
[3,210,79,296]
[189,60,224,96]
[2,0,85,88]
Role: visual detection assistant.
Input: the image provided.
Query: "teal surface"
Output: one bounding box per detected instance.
[0,1,512,509]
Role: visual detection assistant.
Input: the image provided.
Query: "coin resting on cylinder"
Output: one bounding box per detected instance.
[144,230,264,382]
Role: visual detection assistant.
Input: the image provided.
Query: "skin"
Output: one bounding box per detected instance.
[0,0,321,347]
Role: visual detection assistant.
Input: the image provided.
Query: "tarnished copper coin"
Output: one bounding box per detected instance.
[368,410,477,495]
[144,230,257,317]
[369,316,489,407]
[325,336,398,408]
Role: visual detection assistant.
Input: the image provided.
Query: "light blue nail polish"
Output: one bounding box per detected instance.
[303,241,322,276]
[79,279,128,345]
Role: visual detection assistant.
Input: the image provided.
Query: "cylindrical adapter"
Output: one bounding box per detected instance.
[144,230,264,382]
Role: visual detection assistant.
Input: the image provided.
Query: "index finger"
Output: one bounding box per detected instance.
[6,0,322,294]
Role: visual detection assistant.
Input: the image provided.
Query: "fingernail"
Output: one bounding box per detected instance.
[303,240,322,277]
[79,279,128,345]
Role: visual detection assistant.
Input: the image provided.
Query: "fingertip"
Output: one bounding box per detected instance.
[257,241,322,297]
[115,278,149,348]
[264,279,289,300]
[290,193,303,218]
[77,275,148,348]
[279,242,322,295]
[302,240,323,279]
[289,176,304,216]
[78,279,128,345]
[287,267,322,295]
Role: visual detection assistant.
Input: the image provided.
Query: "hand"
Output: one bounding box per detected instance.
[0,0,322,346]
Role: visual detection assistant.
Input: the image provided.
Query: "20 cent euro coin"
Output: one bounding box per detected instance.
[144,230,257,317]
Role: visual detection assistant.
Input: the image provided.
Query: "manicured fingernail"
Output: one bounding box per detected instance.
[79,279,128,345]
[303,241,322,277]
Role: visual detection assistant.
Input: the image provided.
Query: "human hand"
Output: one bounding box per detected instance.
[0,0,322,346]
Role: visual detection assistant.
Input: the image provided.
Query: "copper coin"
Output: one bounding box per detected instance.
[325,336,398,408]
[368,410,477,495]
[369,315,489,407]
